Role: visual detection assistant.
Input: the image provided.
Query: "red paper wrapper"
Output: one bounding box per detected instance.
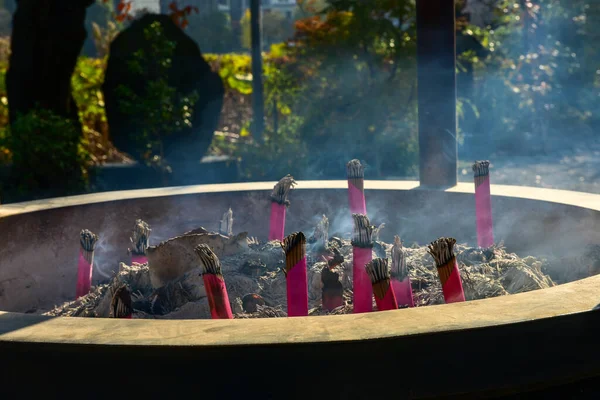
[131,254,148,265]
[391,277,415,308]
[268,202,286,241]
[347,181,367,215]
[475,175,494,248]
[287,257,308,317]
[353,247,373,313]
[442,261,466,304]
[203,274,233,319]
[322,294,343,311]
[76,250,93,299]
[373,282,398,311]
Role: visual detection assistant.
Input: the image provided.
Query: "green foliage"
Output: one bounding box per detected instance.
[115,20,199,169]
[2,109,90,200]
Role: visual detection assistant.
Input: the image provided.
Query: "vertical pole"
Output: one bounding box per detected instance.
[229,0,243,50]
[416,0,458,187]
[250,0,265,142]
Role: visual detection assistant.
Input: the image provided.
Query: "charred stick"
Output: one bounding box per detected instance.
[473,161,494,248]
[111,284,133,319]
[351,213,374,313]
[195,244,233,319]
[269,175,297,241]
[281,232,308,317]
[129,219,151,264]
[391,235,414,308]
[219,208,234,237]
[428,237,466,303]
[347,159,367,215]
[365,258,397,311]
[76,229,99,299]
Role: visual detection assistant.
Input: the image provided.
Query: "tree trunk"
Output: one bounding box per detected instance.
[6,0,93,127]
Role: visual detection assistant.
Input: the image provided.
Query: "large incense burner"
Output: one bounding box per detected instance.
[1,180,600,398]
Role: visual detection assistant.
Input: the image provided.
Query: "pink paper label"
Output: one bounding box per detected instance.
[391,278,415,308]
[442,262,466,304]
[76,250,93,299]
[347,182,367,215]
[203,274,233,319]
[375,282,398,311]
[287,257,308,317]
[131,254,148,265]
[475,176,494,248]
[353,247,373,313]
[268,202,286,241]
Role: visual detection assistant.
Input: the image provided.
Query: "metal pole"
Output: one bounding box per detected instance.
[416,0,458,187]
[250,0,265,142]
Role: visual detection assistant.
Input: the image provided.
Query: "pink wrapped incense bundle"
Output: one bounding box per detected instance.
[365,258,397,311]
[321,247,344,312]
[268,175,297,241]
[346,159,367,215]
[110,284,133,319]
[391,236,414,308]
[195,244,233,319]
[281,232,308,317]
[129,219,151,265]
[351,213,374,313]
[473,161,494,248]
[428,237,465,304]
[219,208,234,237]
[76,229,99,299]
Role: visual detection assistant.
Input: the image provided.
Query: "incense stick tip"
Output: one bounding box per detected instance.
[271,174,297,205]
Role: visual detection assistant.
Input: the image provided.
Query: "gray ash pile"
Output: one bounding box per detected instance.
[45,224,556,319]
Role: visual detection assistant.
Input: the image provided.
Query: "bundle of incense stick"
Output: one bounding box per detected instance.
[428,237,466,304]
[347,159,367,215]
[473,161,494,248]
[110,284,133,319]
[268,175,297,241]
[129,219,151,265]
[351,213,374,313]
[321,247,344,311]
[195,244,233,319]
[281,232,308,317]
[76,229,99,299]
[365,258,398,311]
[391,236,414,308]
[219,208,233,236]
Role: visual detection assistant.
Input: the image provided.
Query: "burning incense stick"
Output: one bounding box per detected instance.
[309,215,330,260]
[321,247,344,311]
[269,175,297,241]
[391,236,414,308]
[110,284,133,319]
[129,219,151,265]
[347,159,367,215]
[473,161,494,248]
[76,229,98,299]
[351,214,374,313]
[219,208,233,237]
[195,244,233,319]
[428,237,466,304]
[365,258,397,311]
[281,232,308,317]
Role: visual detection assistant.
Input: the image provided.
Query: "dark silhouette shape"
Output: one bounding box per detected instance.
[102,14,224,167]
[6,0,94,127]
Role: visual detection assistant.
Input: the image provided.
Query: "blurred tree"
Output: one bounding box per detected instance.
[187,10,235,53]
[241,8,293,51]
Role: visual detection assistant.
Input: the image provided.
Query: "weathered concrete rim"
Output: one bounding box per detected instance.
[1,180,599,217]
[0,180,599,348]
[0,275,599,346]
